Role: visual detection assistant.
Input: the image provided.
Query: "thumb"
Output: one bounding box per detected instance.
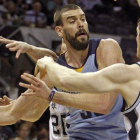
[34,65,39,76]
[3,95,12,101]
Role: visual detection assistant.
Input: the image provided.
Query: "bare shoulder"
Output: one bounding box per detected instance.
[99,38,121,51]
[96,39,124,69]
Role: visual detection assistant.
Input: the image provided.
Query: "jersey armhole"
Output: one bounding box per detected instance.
[95,39,101,69]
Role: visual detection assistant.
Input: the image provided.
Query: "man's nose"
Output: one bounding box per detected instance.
[77,20,84,29]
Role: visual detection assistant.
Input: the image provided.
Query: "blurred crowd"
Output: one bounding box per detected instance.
[0,0,139,35]
[0,121,49,140]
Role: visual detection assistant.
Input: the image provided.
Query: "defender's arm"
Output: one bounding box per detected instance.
[44,39,125,113]
[20,63,138,114]
[0,36,58,61]
[0,73,51,125]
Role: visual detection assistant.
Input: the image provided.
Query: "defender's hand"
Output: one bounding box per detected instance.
[0,36,31,59]
[20,73,51,100]
[0,95,14,106]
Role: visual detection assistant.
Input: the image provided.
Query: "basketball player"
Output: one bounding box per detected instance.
[20,19,140,140]
[19,4,127,140]
[0,4,127,140]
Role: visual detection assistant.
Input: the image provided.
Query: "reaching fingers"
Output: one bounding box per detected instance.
[16,50,21,59]
[21,91,39,96]
[0,37,13,44]
[21,74,39,86]
[9,46,19,52]
[23,73,41,83]
[3,95,13,102]
[6,42,18,48]
[19,82,39,92]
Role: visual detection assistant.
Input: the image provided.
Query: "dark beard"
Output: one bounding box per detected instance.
[64,28,89,51]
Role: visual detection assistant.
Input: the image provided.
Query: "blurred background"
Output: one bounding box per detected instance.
[0,0,139,139]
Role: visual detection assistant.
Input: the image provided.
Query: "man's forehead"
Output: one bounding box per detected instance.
[62,9,85,19]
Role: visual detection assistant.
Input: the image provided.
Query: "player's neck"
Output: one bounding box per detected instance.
[65,44,89,68]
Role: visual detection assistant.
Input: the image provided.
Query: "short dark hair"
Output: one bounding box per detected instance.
[54,4,80,26]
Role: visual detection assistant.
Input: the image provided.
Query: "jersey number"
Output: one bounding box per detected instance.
[51,114,67,136]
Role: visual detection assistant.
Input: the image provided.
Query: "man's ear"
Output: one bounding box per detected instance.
[55,26,63,37]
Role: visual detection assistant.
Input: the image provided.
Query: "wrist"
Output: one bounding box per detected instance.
[27,44,34,53]
[48,89,56,102]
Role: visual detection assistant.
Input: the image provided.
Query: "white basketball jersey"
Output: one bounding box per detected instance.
[122,93,140,140]
[49,102,68,140]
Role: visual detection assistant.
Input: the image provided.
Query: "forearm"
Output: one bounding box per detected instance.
[53,91,109,114]
[46,61,79,91]
[21,97,49,122]
[27,45,58,62]
[0,96,36,125]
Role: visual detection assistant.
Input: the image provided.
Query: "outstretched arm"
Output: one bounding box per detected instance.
[35,58,135,93]
[0,36,58,61]
[20,63,139,113]
[20,62,138,113]
[0,73,51,125]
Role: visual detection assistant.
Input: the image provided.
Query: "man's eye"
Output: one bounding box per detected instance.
[70,20,75,23]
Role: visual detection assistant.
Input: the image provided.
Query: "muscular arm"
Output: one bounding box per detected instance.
[27,46,58,62]
[20,73,52,121]
[0,37,58,62]
[0,73,51,125]
[52,63,139,113]
[0,92,39,125]
[43,39,125,114]
[21,62,139,114]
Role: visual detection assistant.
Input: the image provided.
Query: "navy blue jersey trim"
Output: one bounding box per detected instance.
[94,39,101,69]
[125,110,138,140]
[122,92,140,112]
[57,38,101,70]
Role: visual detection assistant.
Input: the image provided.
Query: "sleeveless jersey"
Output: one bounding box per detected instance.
[55,38,127,140]
[122,61,140,140]
[49,101,68,140]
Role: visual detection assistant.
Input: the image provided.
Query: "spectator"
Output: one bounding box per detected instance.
[78,0,103,12]
[15,122,31,140]
[16,0,28,16]
[24,2,46,28]
[37,124,49,140]
[0,126,14,140]
[25,121,37,140]
[7,1,19,25]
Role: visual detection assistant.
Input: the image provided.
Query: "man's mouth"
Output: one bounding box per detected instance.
[77,31,87,37]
